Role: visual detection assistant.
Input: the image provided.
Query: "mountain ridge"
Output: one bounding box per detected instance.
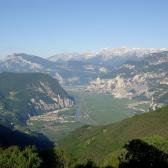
[0,72,74,127]
[86,51,168,108]
[49,47,168,62]
[1,47,168,86]
[59,105,168,163]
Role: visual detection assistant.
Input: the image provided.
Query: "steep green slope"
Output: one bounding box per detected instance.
[59,106,168,162]
[0,124,53,149]
[0,72,74,127]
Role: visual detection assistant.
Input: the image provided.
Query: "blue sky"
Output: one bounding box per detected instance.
[0,0,168,57]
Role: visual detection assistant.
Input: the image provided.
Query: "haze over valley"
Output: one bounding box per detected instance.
[0,47,168,168]
[0,47,168,139]
[0,0,168,167]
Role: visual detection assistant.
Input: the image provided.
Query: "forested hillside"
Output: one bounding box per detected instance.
[0,72,74,127]
[59,106,168,166]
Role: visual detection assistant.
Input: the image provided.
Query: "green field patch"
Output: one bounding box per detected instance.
[28,87,150,141]
[73,92,140,125]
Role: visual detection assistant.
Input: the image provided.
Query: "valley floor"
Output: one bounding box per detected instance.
[27,86,150,141]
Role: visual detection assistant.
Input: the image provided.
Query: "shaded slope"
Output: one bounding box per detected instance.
[59,106,168,161]
[0,72,74,127]
[0,125,53,149]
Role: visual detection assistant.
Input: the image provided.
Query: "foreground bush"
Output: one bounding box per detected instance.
[119,139,168,168]
[0,146,42,168]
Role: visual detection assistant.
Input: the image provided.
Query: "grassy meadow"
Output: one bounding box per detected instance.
[28,87,149,141]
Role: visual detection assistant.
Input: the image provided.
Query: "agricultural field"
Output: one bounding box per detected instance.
[28,107,83,141]
[75,92,136,125]
[28,86,150,141]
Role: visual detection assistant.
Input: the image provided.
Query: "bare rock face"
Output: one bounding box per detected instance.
[0,72,75,126]
[86,51,168,107]
[29,81,74,112]
[1,48,168,86]
[30,96,74,112]
[86,75,149,99]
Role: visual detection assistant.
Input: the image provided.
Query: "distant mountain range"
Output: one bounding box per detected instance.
[0,47,168,107]
[1,47,168,85]
[0,47,167,168]
[86,51,168,108]
[0,72,74,127]
[0,53,105,85]
[49,47,167,63]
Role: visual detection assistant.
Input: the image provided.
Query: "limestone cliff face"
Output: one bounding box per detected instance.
[30,95,74,112]
[0,73,75,123]
[86,75,150,99]
[86,51,168,107]
[29,81,74,112]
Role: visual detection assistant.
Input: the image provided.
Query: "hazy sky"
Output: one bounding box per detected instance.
[0,0,168,57]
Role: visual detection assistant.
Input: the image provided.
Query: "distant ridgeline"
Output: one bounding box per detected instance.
[86,51,168,109]
[1,48,167,86]
[0,72,74,127]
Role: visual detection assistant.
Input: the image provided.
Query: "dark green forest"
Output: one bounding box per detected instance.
[1,106,168,167]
